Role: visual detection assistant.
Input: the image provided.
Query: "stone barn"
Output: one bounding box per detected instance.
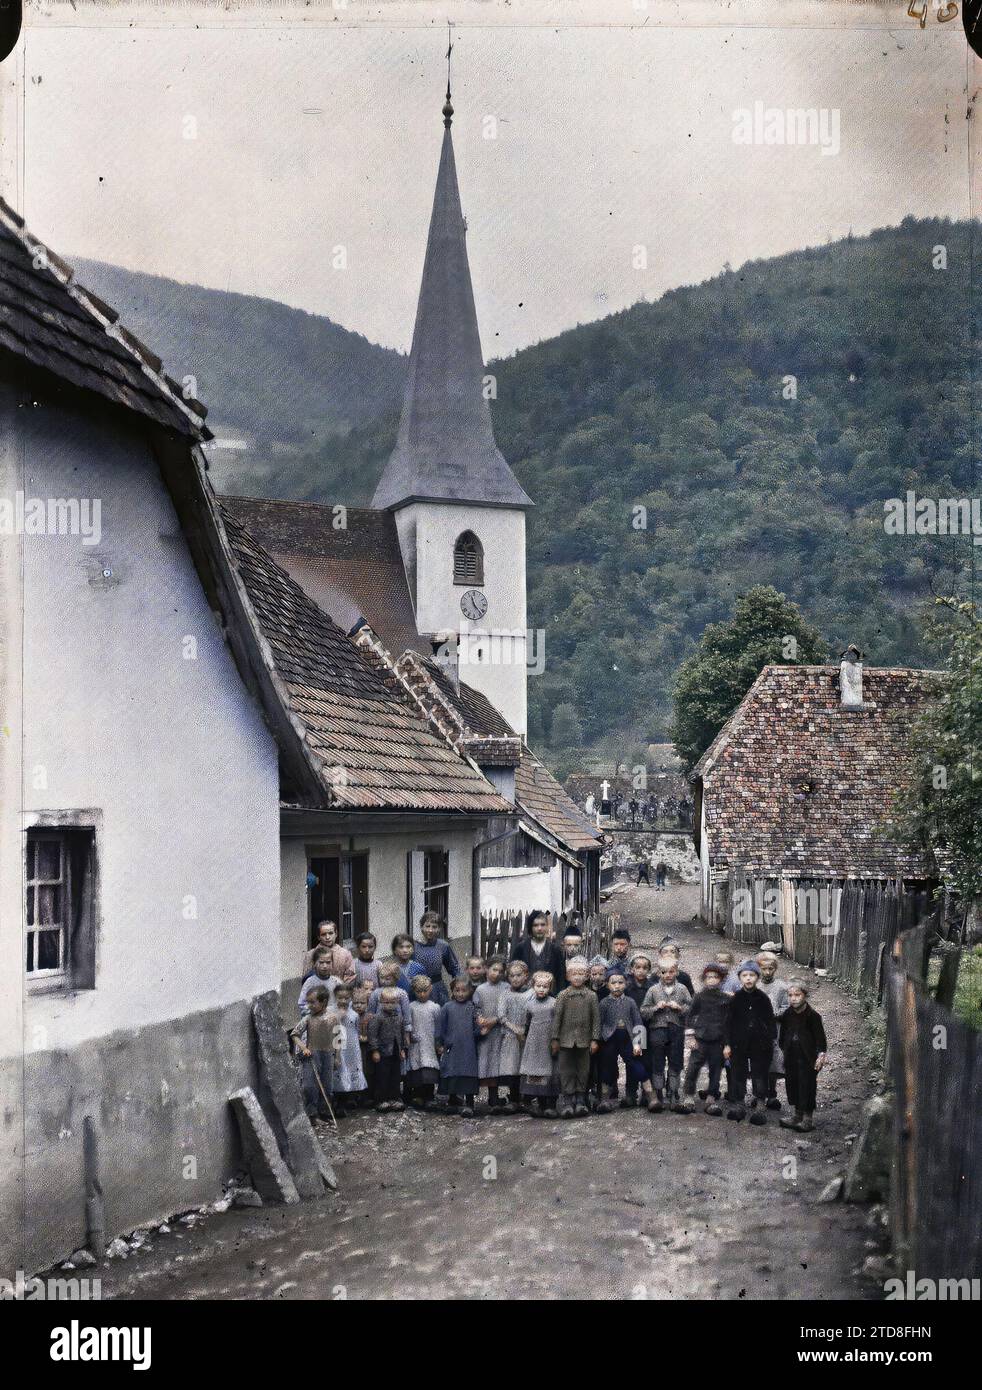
[691,651,938,947]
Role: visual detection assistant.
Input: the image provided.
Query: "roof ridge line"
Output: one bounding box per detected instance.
[0,199,210,439]
[350,627,492,782]
[224,493,374,515]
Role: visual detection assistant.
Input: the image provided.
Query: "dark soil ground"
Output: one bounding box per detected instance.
[97,882,887,1301]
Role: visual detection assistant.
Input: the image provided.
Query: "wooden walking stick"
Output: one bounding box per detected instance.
[309,1057,338,1129]
[294,1035,339,1129]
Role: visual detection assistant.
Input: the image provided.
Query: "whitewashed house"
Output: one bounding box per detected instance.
[0,199,281,1273]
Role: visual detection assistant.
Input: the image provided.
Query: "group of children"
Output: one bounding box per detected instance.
[290,918,828,1133]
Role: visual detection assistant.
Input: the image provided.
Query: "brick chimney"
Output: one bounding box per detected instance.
[431,630,460,691]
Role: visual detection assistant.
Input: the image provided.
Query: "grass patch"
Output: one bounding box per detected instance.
[926,944,982,1032]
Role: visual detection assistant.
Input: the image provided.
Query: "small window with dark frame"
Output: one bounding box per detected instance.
[25,826,97,987]
[423,849,450,922]
[308,852,368,947]
[453,531,484,586]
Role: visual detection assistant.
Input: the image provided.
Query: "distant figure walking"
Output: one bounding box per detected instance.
[636,861,651,887]
[655,862,668,891]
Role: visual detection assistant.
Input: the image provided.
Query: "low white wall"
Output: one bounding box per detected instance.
[480,865,551,917]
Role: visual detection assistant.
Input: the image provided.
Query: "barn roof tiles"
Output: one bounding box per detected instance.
[692,664,938,878]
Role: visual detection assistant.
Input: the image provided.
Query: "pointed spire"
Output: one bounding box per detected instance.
[372,81,531,512]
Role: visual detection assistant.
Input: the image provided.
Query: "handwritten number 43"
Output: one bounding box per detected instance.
[908,1,958,25]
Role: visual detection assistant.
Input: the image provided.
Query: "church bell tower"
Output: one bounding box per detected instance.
[371,79,532,737]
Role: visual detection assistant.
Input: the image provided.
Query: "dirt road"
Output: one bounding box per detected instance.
[98,883,886,1300]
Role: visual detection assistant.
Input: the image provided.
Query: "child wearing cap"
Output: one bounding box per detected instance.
[679,963,731,1114]
[723,959,776,1124]
[756,950,790,1110]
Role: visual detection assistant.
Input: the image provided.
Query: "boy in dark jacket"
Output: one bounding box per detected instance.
[622,954,654,1107]
[367,988,408,1113]
[597,971,646,1112]
[680,964,730,1114]
[723,959,776,1124]
[778,982,827,1132]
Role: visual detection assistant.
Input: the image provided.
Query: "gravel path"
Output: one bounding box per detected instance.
[97,882,886,1301]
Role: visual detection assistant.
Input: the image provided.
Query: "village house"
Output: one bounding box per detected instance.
[0,196,281,1273]
[0,196,514,1273]
[0,85,598,1271]
[690,649,938,948]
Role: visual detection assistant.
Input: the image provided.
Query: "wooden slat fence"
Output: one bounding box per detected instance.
[723,872,936,997]
[478,909,618,963]
[886,924,982,1283]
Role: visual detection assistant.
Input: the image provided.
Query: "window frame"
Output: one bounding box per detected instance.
[307,848,369,947]
[25,830,69,979]
[422,848,450,923]
[24,818,100,991]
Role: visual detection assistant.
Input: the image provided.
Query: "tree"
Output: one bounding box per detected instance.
[550,702,583,750]
[900,598,982,918]
[670,585,827,771]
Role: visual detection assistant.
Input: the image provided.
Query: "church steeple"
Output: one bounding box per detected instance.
[371,86,532,512]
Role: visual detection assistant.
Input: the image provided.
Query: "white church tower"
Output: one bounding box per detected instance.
[372,82,532,737]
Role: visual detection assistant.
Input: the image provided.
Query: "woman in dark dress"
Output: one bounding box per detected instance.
[412,911,460,1007]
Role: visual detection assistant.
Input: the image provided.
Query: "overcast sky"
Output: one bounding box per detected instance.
[7,5,975,357]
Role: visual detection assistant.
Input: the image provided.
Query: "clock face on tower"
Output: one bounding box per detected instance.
[460,589,488,621]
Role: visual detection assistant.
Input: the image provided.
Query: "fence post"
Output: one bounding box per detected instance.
[935,943,961,1012]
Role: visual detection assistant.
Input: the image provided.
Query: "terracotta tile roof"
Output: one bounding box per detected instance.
[397,653,599,852]
[354,638,600,854]
[0,199,209,440]
[422,659,513,738]
[514,750,603,853]
[694,664,939,878]
[222,496,421,658]
[221,510,512,815]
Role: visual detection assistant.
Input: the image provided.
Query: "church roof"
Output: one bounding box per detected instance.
[222,496,422,658]
[221,509,514,816]
[371,103,531,512]
[225,491,598,852]
[0,198,209,441]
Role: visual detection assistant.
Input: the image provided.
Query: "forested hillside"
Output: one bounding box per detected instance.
[77,219,978,751]
[257,218,977,749]
[71,258,406,457]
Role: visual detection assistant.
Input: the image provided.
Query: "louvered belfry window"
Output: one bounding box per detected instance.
[453,531,484,585]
